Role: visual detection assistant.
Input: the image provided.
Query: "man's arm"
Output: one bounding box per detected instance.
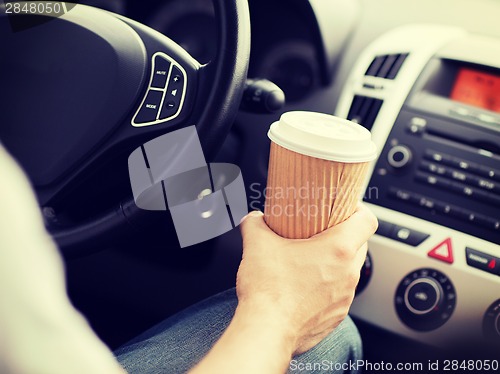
[0,142,377,373]
[191,207,377,373]
[0,145,125,374]
[190,299,295,373]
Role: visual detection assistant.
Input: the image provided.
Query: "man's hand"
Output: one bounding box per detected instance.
[237,204,378,354]
[191,204,377,374]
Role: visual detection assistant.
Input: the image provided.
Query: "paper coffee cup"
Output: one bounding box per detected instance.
[264,111,377,239]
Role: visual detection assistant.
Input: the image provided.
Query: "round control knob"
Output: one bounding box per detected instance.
[387,145,412,168]
[356,252,372,296]
[483,299,500,345]
[395,268,456,331]
[404,278,441,315]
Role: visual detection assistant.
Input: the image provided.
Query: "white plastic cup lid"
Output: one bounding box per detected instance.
[268,111,377,163]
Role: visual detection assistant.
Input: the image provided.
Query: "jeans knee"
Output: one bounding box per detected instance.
[335,316,363,363]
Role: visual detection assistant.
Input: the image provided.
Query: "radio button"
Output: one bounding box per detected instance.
[471,176,500,195]
[449,170,468,182]
[450,182,475,197]
[479,166,500,182]
[407,117,427,135]
[420,161,447,176]
[477,113,499,125]
[389,188,413,202]
[448,182,500,205]
[434,201,452,215]
[449,206,474,222]
[485,192,500,207]
[466,162,485,176]
[388,145,412,168]
[449,157,479,172]
[476,177,498,191]
[475,215,500,232]
[474,189,500,207]
[424,150,452,164]
[415,196,436,210]
[415,172,451,188]
[450,106,471,118]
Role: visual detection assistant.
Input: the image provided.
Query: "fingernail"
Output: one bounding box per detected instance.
[240,210,263,224]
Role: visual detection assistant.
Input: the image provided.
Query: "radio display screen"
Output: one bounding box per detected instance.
[450,68,500,113]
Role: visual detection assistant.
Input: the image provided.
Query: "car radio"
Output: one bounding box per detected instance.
[365,58,500,246]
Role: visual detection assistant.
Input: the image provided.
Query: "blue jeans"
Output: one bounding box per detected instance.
[115,288,362,373]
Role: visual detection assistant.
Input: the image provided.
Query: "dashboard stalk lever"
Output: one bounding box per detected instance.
[239,78,285,114]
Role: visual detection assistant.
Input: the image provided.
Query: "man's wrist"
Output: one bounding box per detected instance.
[190,297,297,374]
[234,297,297,355]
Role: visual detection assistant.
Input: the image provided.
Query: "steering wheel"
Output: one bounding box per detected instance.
[0,1,250,257]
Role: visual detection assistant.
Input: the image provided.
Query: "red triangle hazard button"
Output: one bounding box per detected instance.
[428,238,454,264]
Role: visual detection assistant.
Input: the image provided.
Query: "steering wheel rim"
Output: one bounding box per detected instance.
[0,1,251,257]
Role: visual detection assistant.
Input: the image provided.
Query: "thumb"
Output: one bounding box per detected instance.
[239,211,278,245]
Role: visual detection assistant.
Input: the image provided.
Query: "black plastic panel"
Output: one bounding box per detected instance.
[365,53,408,79]
[365,108,500,245]
[347,95,383,130]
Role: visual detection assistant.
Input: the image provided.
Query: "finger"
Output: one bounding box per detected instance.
[353,242,369,271]
[239,210,264,225]
[313,203,378,251]
[239,211,279,246]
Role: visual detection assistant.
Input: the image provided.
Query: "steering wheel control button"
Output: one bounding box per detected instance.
[160,89,182,119]
[151,56,172,89]
[427,238,454,264]
[134,90,163,124]
[395,269,456,331]
[170,66,184,87]
[483,299,500,345]
[159,66,186,120]
[132,52,188,127]
[387,145,412,168]
[160,100,178,120]
[466,247,500,276]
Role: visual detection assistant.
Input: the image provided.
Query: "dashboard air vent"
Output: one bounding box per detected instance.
[365,53,409,79]
[347,95,383,130]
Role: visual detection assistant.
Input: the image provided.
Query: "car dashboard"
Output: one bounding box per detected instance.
[65,0,500,359]
[338,24,500,351]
